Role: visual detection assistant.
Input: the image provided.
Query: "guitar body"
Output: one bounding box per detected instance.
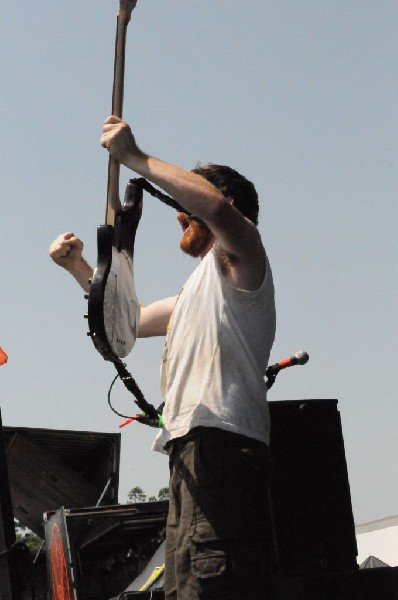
[88,180,142,361]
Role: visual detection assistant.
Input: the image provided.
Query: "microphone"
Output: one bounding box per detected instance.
[266,351,309,377]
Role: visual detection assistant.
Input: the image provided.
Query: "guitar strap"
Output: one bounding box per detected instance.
[137,177,183,211]
[136,177,209,228]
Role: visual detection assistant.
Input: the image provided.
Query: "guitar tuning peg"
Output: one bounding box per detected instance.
[83,313,88,319]
[84,294,89,300]
[88,278,92,285]
[87,331,92,337]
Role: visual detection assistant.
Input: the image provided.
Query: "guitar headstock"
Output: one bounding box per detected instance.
[118,0,137,22]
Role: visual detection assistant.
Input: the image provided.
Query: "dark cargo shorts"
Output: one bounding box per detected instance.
[163,427,276,600]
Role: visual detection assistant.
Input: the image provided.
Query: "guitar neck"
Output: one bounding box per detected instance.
[106,1,137,226]
[106,158,121,226]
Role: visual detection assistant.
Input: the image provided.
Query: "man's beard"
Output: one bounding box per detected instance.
[178,213,213,258]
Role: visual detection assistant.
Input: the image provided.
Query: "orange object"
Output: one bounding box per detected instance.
[0,347,8,366]
[118,414,143,428]
[118,417,136,428]
[279,357,291,367]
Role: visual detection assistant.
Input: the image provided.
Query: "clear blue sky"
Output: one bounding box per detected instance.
[1,0,397,525]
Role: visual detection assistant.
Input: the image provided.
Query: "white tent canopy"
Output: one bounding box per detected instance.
[356,515,398,567]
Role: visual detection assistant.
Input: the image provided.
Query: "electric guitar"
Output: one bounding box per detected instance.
[86,1,186,424]
[87,0,139,362]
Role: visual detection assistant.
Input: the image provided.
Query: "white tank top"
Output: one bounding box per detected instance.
[152,244,276,453]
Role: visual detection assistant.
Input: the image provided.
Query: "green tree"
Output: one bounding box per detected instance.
[158,487,169,501]
[15,524,44,554]
[126,485,169,503]
[127,486,147,504]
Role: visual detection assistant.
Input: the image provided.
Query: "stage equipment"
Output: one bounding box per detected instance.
[269,399,358,576]
[0,408,23,600]
[44,502,168,600]
[2,425,120,536]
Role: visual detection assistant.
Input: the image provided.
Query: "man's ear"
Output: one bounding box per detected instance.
[226,196,235,206]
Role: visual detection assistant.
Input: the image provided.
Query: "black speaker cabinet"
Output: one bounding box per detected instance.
[276,567,398,600]
[358,567,398,600]
[268,399,358,577]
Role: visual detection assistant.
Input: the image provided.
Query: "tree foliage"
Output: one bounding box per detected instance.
[158,487,169,500]
[127,486,147,504]
[126,485,169,503]
[15,525,44,554]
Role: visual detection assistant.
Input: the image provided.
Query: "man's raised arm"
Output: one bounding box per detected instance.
[49,232,175,338]
[100,116,265,290]
[49,232,93,293]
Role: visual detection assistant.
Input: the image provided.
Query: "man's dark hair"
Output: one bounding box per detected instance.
[192,164,259,226]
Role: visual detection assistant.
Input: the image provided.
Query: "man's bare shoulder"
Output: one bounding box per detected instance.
[215,226,266,292]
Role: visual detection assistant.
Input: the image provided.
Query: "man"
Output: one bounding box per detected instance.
[49,115,276,599]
